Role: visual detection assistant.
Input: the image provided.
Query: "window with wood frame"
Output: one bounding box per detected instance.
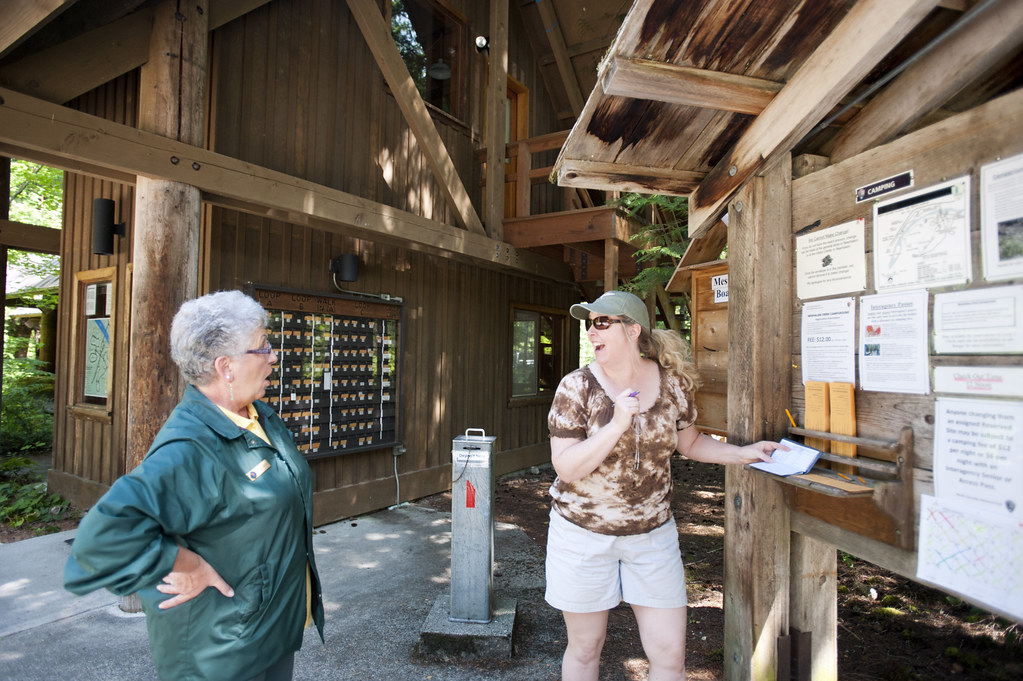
[511,304,566,399]
[73,267,115,408]
[390,0,466,119]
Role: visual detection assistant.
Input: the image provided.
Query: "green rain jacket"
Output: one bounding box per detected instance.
[64,385,325,681]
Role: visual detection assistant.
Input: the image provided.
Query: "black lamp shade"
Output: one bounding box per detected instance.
[330,254,359,282]
[92,198,119,255]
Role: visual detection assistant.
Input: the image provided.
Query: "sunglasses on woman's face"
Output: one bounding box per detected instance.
[586,316,624,330]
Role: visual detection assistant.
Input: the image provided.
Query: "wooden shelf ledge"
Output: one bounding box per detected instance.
[760,426,915,551]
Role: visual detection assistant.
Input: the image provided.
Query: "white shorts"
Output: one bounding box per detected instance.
[544,509,687,613]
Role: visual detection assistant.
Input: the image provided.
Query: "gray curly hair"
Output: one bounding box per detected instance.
[170,290,269,385]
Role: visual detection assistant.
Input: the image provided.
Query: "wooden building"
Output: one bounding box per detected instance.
[555,0,1023,679]
[0,0,649,522]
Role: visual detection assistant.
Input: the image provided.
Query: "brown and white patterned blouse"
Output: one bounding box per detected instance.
[547,365,698,536]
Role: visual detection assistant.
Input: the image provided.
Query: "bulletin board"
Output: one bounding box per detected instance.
[787,92,1023,622]
[249,285,402,460]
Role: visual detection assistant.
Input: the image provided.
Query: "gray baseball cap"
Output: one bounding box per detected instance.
[570,290,650,332]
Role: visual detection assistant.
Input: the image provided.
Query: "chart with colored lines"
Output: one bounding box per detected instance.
[917,494,1023,621]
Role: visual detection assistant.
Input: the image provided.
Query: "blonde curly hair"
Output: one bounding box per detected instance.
[636,326,701,393]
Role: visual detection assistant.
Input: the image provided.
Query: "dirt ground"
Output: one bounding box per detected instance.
[480,459,1023,681]
[5,456,1022,680]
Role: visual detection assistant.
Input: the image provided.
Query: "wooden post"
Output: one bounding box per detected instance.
[603,237,618,293]
[125,0,207,473]
[515,139,530,218]
[121,0,207,615]
[1,156,8,444]
[484,0,508,240]
[788,152,838,680]
[723,155,793,680]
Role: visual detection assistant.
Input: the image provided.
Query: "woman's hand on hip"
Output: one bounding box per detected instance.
[156,545,235,609]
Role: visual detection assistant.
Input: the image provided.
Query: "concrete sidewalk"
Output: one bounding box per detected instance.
[0,503,565,681]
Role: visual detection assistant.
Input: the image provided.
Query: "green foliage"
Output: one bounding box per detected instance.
[880,594,901,607]
[612,193,693,299]
[391,1,426,97]
[1,355,54,454]
[0,455,74,532]
[7,159,62,279]
[875,606,905,618]
[8,160,63,228]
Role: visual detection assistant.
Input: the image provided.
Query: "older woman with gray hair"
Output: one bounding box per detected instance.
[65,290,323,681]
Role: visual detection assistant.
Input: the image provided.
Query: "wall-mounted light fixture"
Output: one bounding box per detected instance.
[91,198,126,255]
[330,254,359,283]
[474,35,489,54]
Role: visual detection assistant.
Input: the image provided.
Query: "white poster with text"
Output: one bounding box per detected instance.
[796,219,866,300]
[801,297,856,385]
[858,290,929,394]
[933,397,1023,516]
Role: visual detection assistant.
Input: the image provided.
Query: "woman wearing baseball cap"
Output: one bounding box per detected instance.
[545,289,780,681]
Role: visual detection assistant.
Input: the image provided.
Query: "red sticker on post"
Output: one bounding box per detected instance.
[466,480,476,508]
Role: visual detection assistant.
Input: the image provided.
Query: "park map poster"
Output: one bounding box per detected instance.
[873,177,971,292]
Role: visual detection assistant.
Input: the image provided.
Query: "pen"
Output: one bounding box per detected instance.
[628,390,640,397]
[785,409,797,428]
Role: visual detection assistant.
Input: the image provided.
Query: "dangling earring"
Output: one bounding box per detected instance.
[226,374,234,403]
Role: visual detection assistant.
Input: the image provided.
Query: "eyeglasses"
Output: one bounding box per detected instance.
[586,316,624,331]
[245,342,274,356]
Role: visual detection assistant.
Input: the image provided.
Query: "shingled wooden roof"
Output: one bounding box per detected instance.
[553,0,1023,238]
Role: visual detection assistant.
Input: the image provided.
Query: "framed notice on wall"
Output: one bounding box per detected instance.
[249,285,403,460]
[74,268,115,408]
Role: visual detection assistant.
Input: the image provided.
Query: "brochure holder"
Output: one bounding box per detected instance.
[768,426,915,551]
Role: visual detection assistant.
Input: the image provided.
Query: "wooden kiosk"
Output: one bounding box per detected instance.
[555,1,1023,678]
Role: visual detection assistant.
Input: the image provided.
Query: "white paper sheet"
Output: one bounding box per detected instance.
[933,366,1023,397]
[933,397,1023,515]
[981,152,1023,281]
[873,177,971,292]
[858,290,930,394]
[917,494,1023,622]
[749,439,820,476]
[934,285,1023,354]
[801,297,856,385]
[796,219,866,300]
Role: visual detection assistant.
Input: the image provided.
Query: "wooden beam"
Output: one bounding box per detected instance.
[504,206,634,248]
[0,0,271,104]
[687,0,941,238]
[534,0,586,116]
[0,0,77,58]
[602,57,783,115]
[828,0,1023,163]
[0,86,569,281]
[0,219,61,253]
[0,7,153,104]
[664,218,728,293]
[723,157,793,680]
[0,142,135,184]
[485,0,509,239]
[559,159,706,196]
[209,0,273,29]
[345,0,485,235]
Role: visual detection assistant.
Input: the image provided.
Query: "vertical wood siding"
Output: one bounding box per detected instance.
[204,208,576,507]
[50,1,573,518]
[52,72,138,502]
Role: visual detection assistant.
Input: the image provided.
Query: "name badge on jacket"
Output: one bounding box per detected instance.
[246,459,271,481]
